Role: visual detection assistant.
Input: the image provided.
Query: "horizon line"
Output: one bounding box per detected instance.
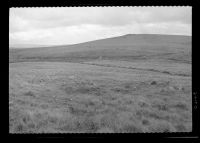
[9,33,192,49]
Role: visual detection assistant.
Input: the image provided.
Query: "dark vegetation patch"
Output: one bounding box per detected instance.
[150,81,157,85]
[142,119,150,125]
[136,109,170,121]
[152,104,169,111]
[118,124,143,133]
[174,124,187,132]
[148,122,176,132]
[138,101,149,108]
[159,89,175,96]
[111,87,131,94]
[68,104,92,116]
[63,85,106,96]
[9,108,35,133]
[172,102,188,111]
[24,91,36,97]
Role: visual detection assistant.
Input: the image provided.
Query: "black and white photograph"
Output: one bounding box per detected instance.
[9,7,192,133]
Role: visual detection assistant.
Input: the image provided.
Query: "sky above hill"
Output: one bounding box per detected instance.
[9,7,192,47]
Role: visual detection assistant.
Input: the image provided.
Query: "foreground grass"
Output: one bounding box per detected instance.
[9,62,192,133]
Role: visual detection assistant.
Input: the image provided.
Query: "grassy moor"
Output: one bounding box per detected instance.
[9,34,192,133]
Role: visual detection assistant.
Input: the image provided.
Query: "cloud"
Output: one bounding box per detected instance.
[134,7,191,24]
[9,7,192,46]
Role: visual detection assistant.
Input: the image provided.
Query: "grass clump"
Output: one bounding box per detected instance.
[118,124,143,133]
[142,119,150,126]
[111,87,131,94]
[63,82,106,96]
[9,108,36,133]
[173,102,188,111]
[152,103,169,111]
[96,127,114,133]
[147,121,176,132]
[24,91,36,97]
[174,124,187,132]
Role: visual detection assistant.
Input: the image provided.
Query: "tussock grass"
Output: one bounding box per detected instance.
[9,62,191,133]
[147,120,176,132]
[174,124,187,132]
[24,91,36,97]
[172,102,188,111]
[62,81,106,97]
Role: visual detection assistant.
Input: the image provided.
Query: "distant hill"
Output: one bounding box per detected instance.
[9,34,191,63]
[9,44,50,49]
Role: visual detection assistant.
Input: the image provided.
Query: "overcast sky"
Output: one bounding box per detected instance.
[9,7,192,47]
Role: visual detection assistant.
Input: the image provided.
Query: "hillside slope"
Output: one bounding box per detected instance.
[9,34,191,63]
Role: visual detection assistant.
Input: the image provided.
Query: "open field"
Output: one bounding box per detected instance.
[9,61,191,133]
[9,34,192,133]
